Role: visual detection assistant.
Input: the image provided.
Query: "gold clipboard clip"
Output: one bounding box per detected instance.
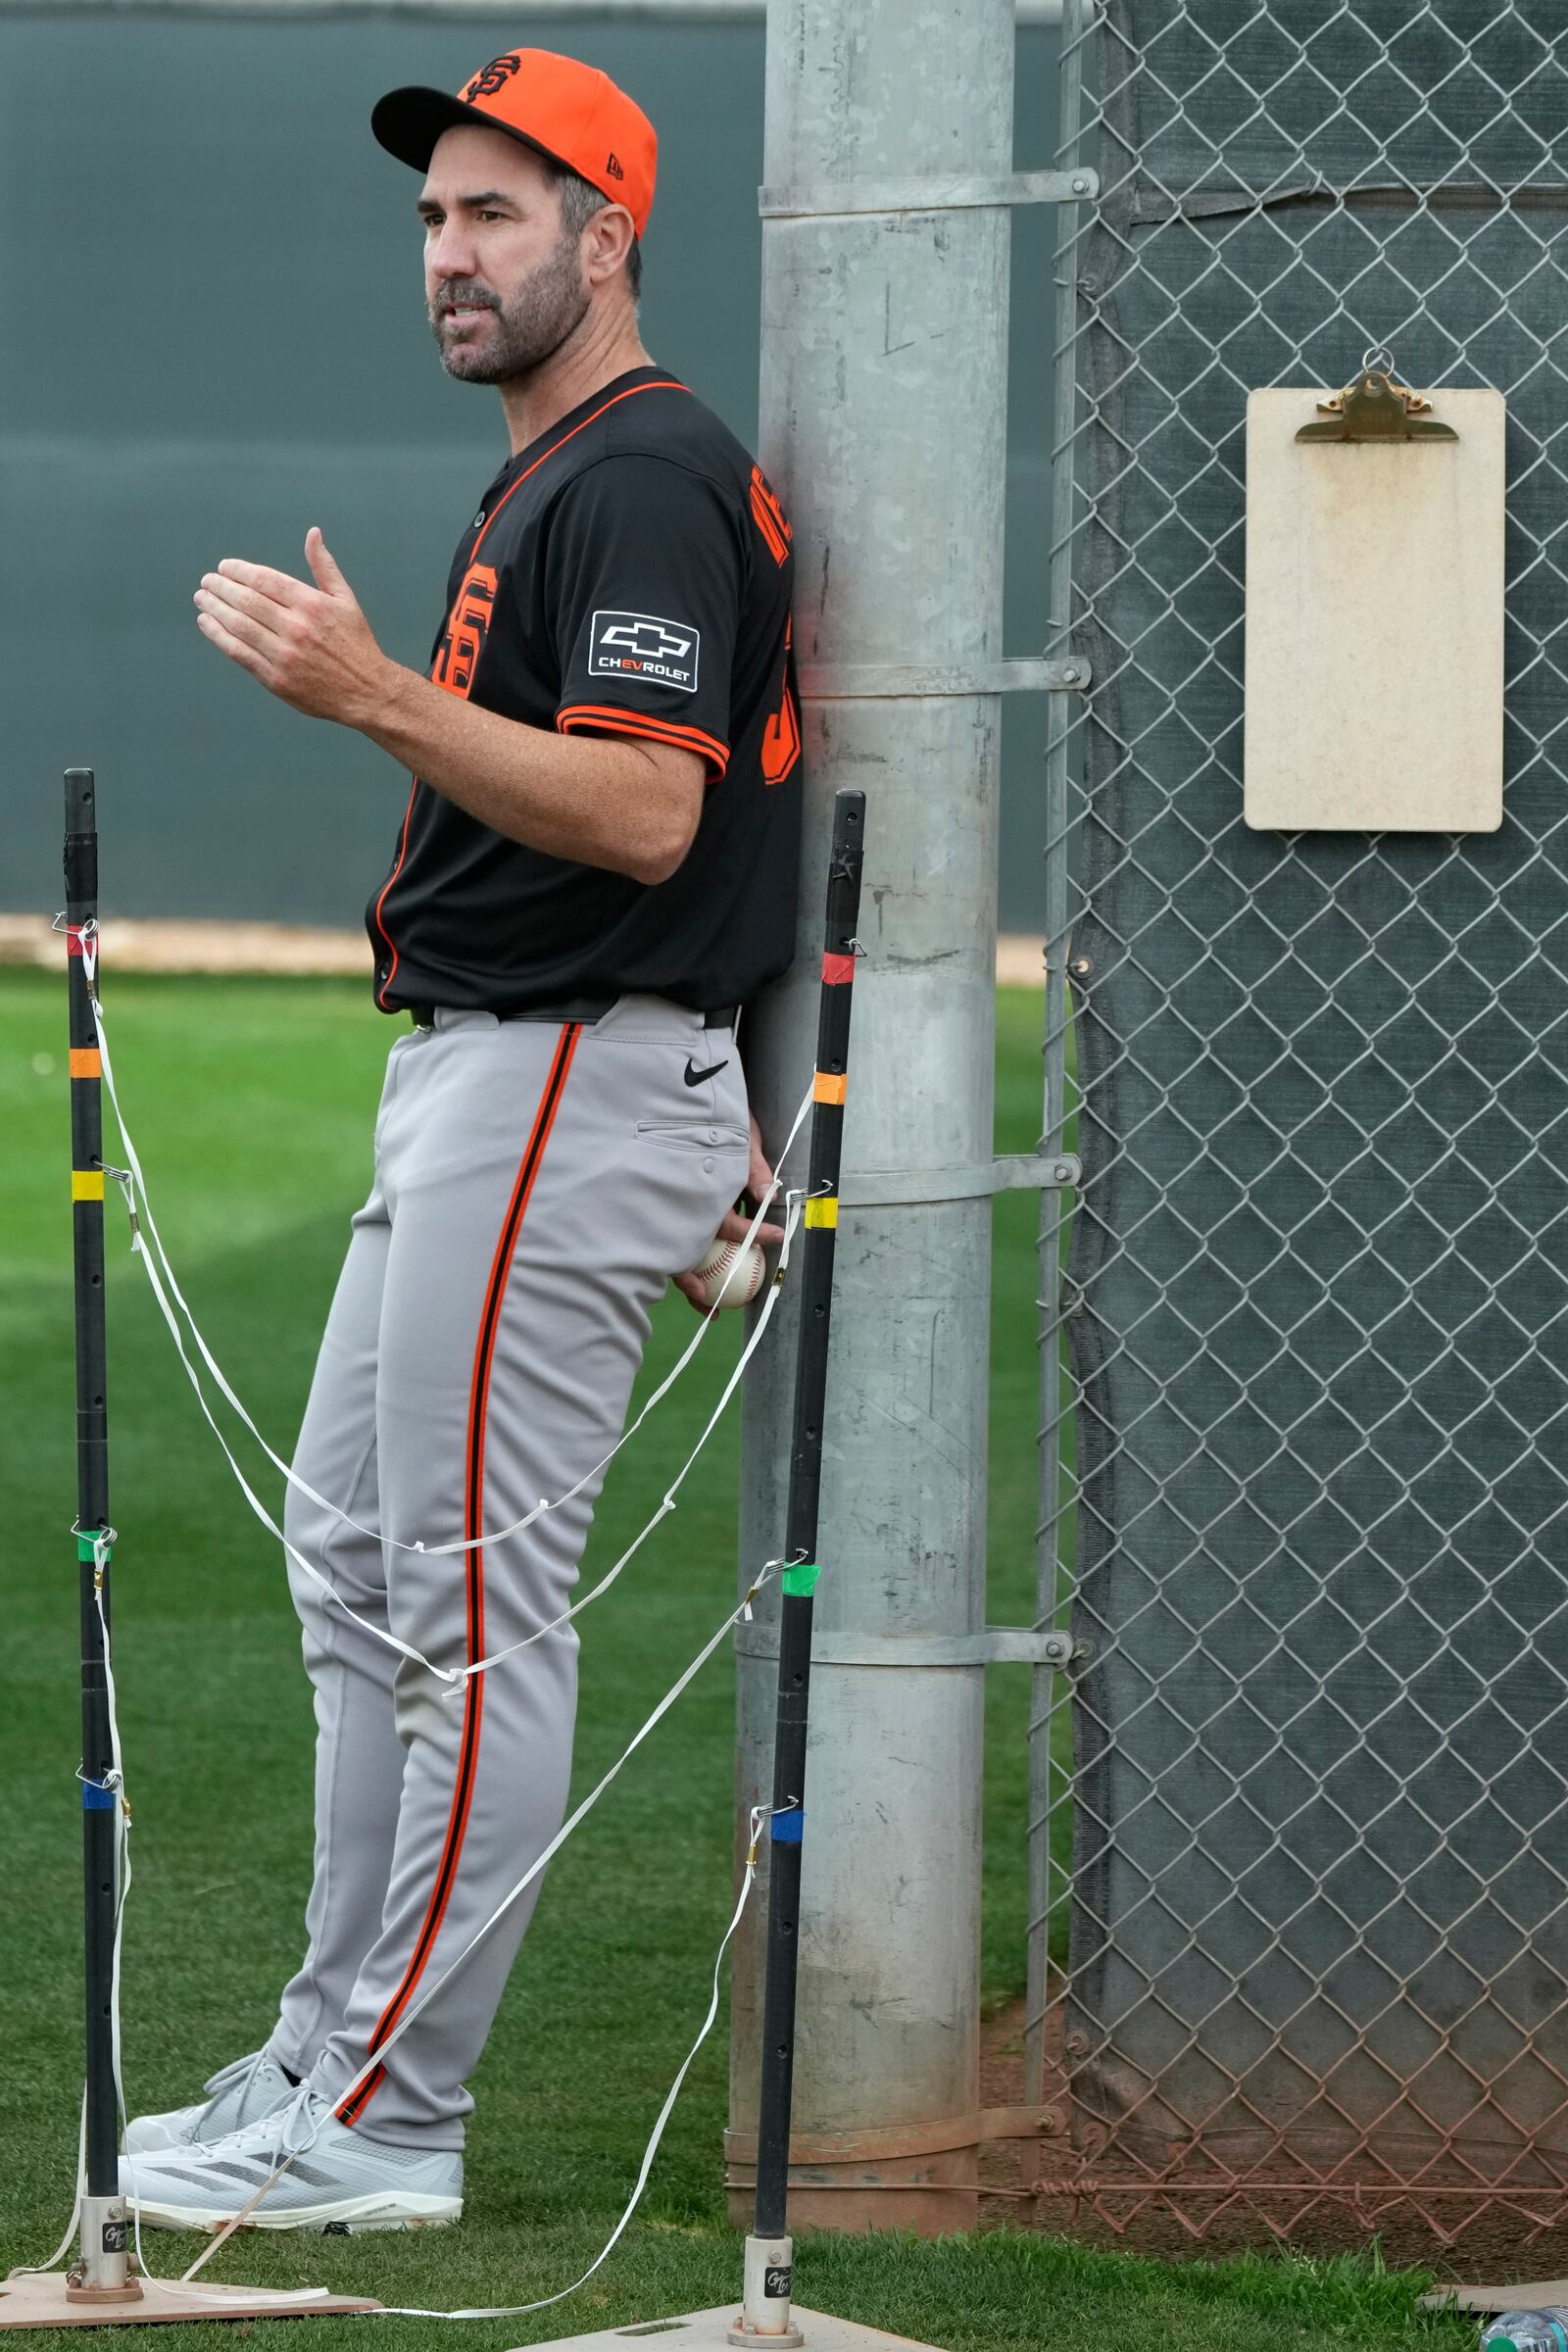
[1296,347,1458,443]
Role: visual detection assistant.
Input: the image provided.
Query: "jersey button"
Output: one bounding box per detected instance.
[472,510,485,528]
[708,1130,720,1145]
[703,1157,715,1174]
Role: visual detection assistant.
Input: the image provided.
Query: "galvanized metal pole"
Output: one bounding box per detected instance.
[731,0,1013,2234]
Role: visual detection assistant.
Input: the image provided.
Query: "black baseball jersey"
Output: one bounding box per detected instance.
[366,366,803,1016]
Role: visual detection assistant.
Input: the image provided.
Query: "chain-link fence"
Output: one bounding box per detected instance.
[1027,0,1568,2262]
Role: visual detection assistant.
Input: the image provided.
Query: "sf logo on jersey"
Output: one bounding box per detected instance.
[433,563,499,699]
[588,609,701,694]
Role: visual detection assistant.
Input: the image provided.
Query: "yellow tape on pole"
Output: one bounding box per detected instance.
[804,1196,839,1230]
[72,1170,105,1201]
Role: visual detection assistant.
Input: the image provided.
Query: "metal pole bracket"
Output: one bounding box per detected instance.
[797,656,1090,700]
[760,168,1099,220]
[737,1626,1087,1669]
[839,1152,1079,1209]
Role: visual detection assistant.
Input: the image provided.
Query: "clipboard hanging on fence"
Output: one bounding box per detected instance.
[1244,352,1505,834]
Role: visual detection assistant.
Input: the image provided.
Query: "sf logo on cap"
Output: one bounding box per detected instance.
[465,53,523,101]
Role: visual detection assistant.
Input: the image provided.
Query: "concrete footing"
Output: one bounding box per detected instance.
[510,2306,945,2352]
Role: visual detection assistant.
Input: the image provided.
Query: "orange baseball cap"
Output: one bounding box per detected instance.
[371,48,657,238]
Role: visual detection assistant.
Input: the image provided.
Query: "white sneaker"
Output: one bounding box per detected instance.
[122,2049,299,2154]
[120,2085,463,2233]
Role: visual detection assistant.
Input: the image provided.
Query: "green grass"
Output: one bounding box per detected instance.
[0,975,1467,2350]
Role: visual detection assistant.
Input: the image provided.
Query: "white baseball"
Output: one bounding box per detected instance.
[689,1234,767,1311]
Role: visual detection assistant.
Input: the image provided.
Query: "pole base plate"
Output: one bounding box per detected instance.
[507,2305,944,2352]
[65,2278,144,2305]
[0,2273,382,2329]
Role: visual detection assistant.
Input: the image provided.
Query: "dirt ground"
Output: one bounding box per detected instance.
[979,1995,1040,2223]
[0,913,1049,985]
[0,912,373,976]
[976,1996,1568,2279]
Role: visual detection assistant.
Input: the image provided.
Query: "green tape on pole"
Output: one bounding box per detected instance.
[781,1561,821,1597]
[76,1532,112,1564]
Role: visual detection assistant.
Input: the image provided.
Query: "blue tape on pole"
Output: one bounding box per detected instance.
[80,1783,116,1810]
[771,1806,805,1844]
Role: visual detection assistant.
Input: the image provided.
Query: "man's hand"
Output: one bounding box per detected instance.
[192,528,698,883]
[194,528,397,727]
[674,1112,787,1314]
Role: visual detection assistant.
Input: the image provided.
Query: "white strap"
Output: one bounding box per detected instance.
[92,987,810,1563]
[383,1806,771,2324]
[177,1574,780,2288]
[4,2096,84,2282]
[64,978,814,2320]
[90,986,811,1690]
[456,1194,804,1687]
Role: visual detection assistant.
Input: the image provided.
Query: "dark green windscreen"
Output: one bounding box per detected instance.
[0,8,1057,937]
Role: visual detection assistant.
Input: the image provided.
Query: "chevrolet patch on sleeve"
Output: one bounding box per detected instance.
[588,609,701,694]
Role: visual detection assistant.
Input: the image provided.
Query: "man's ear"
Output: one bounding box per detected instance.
[585,205,636,287]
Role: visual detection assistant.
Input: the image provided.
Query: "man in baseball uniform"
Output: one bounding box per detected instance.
[119,47,802,2231]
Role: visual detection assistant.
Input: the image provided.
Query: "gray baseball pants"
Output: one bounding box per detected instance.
[266,998,749,2147]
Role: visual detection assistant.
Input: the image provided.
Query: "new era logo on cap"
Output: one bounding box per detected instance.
[606,153,624,179]
[589,610,700,693]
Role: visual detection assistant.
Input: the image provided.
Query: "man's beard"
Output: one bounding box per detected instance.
[429,231,590,385]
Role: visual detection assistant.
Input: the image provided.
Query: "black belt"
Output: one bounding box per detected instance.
[408,998,736,1031]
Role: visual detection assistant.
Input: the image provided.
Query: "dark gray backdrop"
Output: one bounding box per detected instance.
[0,7,1057,936]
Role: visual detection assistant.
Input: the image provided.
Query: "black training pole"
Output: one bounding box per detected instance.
[63,768,137,2305]
[4,777,368,2326]
[737,789,864,2348]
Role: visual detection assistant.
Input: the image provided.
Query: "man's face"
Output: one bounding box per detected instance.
[418,125,591,384]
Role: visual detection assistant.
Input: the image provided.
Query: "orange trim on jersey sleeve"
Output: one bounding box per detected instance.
[556,703,730,780]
